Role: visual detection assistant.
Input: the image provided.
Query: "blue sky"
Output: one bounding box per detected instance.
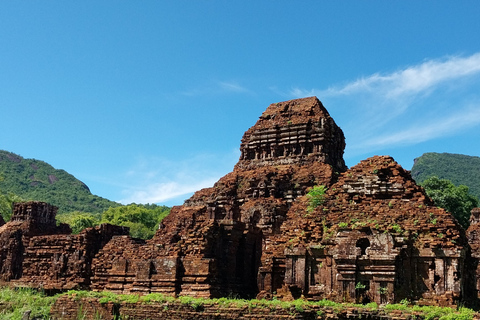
[1,2,480,206]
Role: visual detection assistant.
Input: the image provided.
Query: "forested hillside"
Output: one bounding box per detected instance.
[411,152,480,201]
[0,150,171,239]
[0,150,121,215]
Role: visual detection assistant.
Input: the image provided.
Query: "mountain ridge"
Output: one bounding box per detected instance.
[411,152,480,200]
[0,150,121,216]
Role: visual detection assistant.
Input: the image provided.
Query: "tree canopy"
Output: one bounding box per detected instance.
[421,176,479,229]
[100,204,171,239]
[56,204,171,239]
[0,178,23,221]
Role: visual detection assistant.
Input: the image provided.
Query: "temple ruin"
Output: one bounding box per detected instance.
[1,96,480,307]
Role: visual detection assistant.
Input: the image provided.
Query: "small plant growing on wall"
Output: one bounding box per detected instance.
[390,224,403,234]
[355,282,366,290]
[339,222,348,229]
[379,286,388,295]
[306,185,327,213]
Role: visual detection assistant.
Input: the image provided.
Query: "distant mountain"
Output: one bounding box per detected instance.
[0,150,121,214]
[411,152,480,200]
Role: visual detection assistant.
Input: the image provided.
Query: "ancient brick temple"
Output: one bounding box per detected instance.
[1,97,480,307]
[0,201,129,289]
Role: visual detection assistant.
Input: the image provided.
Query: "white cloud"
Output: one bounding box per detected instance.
[118,178,218,204]
[181,80,250,96]
[292,53,480,100]
[218,81,249,93]
[287,53,480,154]
[117,150,239,205]
[357,105,480,150]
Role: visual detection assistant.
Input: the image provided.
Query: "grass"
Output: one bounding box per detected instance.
[0,287,58,320]
[0,286,477,319]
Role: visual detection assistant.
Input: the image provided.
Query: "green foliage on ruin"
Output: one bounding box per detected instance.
[3,287,473,320]
[56,204,171,239]
[421,176,479,229]
[412,152,480,201]
[306,185,327,213]
[100,203,171,239]
[0,287,58,319]
[56,211,100,234]
[0,150,122,216]
[0,190,23,222]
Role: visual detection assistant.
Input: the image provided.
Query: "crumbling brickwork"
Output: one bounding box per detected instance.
[0,202,70,281]
[466,208,480,301]
[50,295,429,320]
[18,223,129,290]
[0,201,128,290]
[90,97,345,299]
[1,97,479,308]
[275,156,466,306]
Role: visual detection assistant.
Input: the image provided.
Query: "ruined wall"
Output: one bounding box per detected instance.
[466,208,480,300]
[50,295,427,320]
[274,156,466,306]
[0,202,71,281]
[0,201,129,290]
[17,224,129,290]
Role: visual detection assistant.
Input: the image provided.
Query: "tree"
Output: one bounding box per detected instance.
[0,191,23,222]
[100,204,170,239]
[421,176,479,229]
[55,204,171,238]
[56,211,100,234]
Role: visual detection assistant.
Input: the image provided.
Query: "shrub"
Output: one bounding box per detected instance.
[0,287,58,319]
[306,185,327,213]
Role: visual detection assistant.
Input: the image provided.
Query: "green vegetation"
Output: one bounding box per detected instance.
[421,176,479,229]
[1,287,475,319]
[0,150,171,239]
[0,150,121,218]
[63,289,477,320]
[0,191,23,221]
[0,287,58,319]
[355,282,366,290]
[56,204,170,239]
[412,152,480,201]
[338,222,348,228]
[390,223,403,234]
[306,185,327,213]
[56,211,100,234]
[100,203,170,239]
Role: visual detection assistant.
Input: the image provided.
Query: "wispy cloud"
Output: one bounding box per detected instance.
[287,53,480,155]
[218,81,250,93]
[357,104,480,149]
[117,150,239,205]
[118,178,219,204]
[181,80,251,97]
[291,53,480,99]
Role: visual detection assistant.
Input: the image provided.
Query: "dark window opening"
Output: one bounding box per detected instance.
[356,238,370,256]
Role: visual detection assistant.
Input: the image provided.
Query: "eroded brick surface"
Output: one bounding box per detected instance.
[91,97,345,299]
[50,295,431,320]
[276,156,467,306]
[0,201,129,289]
